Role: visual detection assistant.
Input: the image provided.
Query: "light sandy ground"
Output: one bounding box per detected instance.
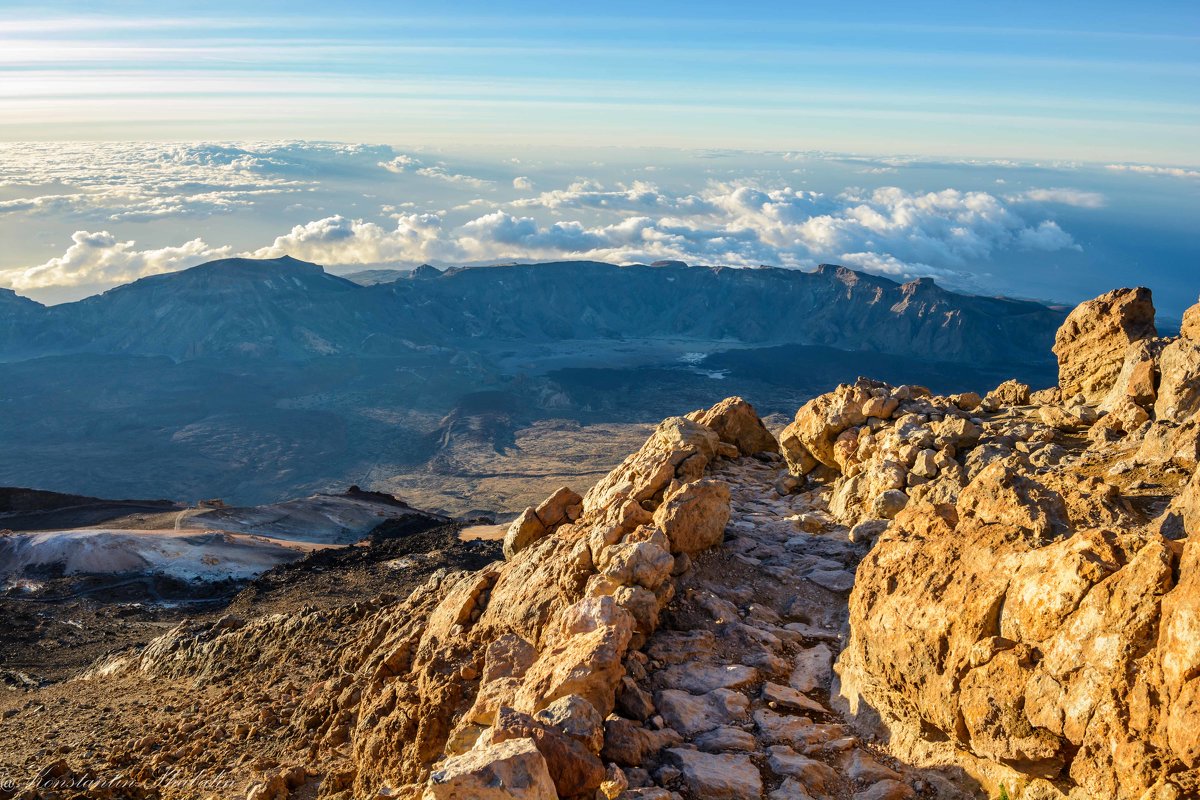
[0,528,326,583]
[458,523,506,541]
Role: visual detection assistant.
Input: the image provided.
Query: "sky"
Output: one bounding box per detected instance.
[0,2,1197,314]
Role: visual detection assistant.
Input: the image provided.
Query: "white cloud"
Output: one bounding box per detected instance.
[0,142,1091,296]
[1017,220,1080,251]
[1106,163,1200,179]
[1007,187,1106,208]
[0,230,229,290]
[248,214,451,264]
[378,153,493,188]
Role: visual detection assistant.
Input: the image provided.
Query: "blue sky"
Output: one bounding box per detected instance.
[3,1,1198,162]
[0,2,1196,315]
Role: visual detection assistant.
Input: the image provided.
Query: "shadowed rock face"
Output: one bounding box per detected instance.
[1,258,1064,365]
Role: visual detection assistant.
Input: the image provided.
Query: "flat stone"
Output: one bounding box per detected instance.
[664,749,763,800]
[789,645,833,694]
[853,778,916,800]
[766,745,839,794]
[845,750,901,783]
[807,568,855,592]
[763,681,829,714]
[655,663,759,694]
[656,688,749,737]
[694,725,759,753]
[768,778,818,799]
[755,709,848,748]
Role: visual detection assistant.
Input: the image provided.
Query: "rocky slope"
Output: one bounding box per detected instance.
[1,287,1196,800]
[1,258,1064,365]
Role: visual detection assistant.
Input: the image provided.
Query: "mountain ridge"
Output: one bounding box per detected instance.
[1,257,1067,365]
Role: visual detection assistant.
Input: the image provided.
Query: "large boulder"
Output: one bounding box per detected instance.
[489,707,605,797]
[688,396,779,455]
[1155,337,1200,423]
[424,738,557,799]
[583,417,719,516]
[839,493,1196,799]
[1181,299,1200,342]
[653,479,732,554]
[780,379,888,470]
[1052,287,1157,404]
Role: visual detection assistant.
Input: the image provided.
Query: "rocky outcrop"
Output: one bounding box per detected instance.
[1052,287,1156,404]
[835,287,1200,800]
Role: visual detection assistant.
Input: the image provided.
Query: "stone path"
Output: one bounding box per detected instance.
[604,453,965,800]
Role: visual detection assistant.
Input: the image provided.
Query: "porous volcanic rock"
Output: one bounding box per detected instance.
[1052,287,1157,404]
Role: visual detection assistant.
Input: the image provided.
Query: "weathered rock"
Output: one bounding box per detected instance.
[1174,298,1200,343]
[1156,337,1200,423]
[840,488,1197,800]
[655,687,750,736]
[1100,338,1167,412]
[535,486,584,529]
[956,460,1067,541]
[983,379,1031,410]
[663,748,763,800]
[584,416,719,517]
[489,707,605,797]
[504,507,548,560]
[1053,287,1156,404]
[424,738,557,800]
[689,396,780,455]
[652,479,732,554]
[782,379,885,469]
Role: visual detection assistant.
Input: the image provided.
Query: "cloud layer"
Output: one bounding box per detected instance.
[0,141,1113,296]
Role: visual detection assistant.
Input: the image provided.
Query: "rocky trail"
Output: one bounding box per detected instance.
[612,453,945,800]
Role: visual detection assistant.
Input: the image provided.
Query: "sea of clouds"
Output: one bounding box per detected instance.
[0,140,1189,303]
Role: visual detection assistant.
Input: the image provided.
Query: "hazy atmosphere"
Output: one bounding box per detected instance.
[2,1,1198,312]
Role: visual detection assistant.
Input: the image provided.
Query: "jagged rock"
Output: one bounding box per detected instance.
[535,486,584,529]
[782,379,885,469]
[1052,287,1157,404]
[504,507,547,560]
[533,694,604,754]
[1178,299,1200,341]
[1156,337,1200,423]
[424,738,557,800]
[1100,337,1167,411]
[840,486,1198,799]
[956,460,1067,540]
[663,748,763,799]
[584,416,719,517]
[601,718,682,766]
[489,706,605,797]
[982,379,1031,410]
[688,396,780,455]
[652,479,731,554]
